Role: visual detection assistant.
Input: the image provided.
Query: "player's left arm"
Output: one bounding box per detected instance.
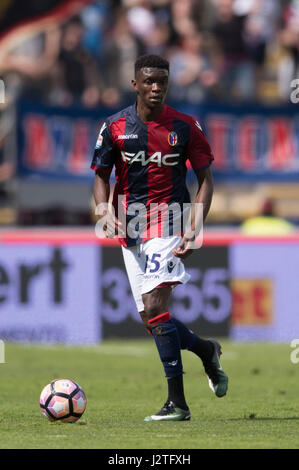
[194,165,214,223]
[173,167,213,259]
[173,118,214,259]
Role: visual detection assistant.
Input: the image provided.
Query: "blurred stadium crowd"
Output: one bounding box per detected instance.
[2,0,299,107]
[0,0,298,227]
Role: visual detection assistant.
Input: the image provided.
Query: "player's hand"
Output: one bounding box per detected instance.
[172,234,195,259]
[102,212,125,239]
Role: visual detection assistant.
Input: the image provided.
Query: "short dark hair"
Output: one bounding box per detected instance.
[134,55,169,76]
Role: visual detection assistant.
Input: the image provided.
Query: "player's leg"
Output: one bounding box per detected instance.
[141,307,228,399]
[122,247,190,421]
[170,317,228,397]
[142,286,190,421]
[121,244,188,418]
[140,236,228,398]
[121,244,185,420]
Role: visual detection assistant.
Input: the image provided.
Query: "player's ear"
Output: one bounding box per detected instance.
[131,79,137,92]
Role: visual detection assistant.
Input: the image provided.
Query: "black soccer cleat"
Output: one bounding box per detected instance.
[144,400,191,422]
[202,339,228,398]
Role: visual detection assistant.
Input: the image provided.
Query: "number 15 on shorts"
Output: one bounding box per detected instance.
[145,253,161,273]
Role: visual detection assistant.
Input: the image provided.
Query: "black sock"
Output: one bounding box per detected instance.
[171,317,214,362]
[167,375,188,411]
[189,337,214,363]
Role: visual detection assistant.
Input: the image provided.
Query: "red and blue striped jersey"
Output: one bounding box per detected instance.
[91,103,214,246]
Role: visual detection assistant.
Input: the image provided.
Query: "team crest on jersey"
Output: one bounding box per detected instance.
[168,131,178,146]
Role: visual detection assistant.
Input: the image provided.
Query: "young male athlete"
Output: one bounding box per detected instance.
[91,54,228,421]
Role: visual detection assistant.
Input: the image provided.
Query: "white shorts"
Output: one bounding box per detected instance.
[121,236,190,312]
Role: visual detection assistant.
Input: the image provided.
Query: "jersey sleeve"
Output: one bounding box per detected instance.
[90,121,115,174]
[187,119,214,172]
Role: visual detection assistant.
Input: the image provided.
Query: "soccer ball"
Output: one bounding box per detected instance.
[40,378,87,423]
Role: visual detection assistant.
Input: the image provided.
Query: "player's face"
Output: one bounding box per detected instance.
[132,67,169,109]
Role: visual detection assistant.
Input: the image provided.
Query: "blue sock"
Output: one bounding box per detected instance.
[171,317,199,350]
[172,317,214,361]
[149,312,183,379]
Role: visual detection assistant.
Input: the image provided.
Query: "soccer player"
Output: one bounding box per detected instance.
[91,54,228,421]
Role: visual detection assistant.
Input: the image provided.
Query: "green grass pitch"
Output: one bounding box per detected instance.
[1,339,299,449]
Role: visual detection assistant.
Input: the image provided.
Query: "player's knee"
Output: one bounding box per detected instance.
[144,302,163,320]
[141,306,165,333]
[140,310,155,332]
[142,295,166,319]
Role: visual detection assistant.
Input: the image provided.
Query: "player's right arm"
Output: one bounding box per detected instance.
[93,170,110,207]
[91,121,123,238]
[93,171,120,238]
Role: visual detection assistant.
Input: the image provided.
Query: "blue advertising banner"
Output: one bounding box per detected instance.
[17,100,107,181]
[17,99,299,182]
[187,102,299,182]
[0,243,100,344]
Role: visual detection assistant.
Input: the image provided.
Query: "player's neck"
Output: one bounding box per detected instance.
[136,101,164,122]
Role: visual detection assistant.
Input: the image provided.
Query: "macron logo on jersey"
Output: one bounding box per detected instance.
[121,150,180,167]
[118,134,138,140]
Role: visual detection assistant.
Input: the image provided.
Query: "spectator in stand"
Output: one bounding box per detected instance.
[236,0,281,101]
[167,31,218,103]
[102,9,143,105]
[238,0,280,68]
[54,16,102,108]
[1,16,105,108]
[125,0,156,41]
[169,0,198,41]
[142,22,171,57]
[192,0,219,32]
[151,0,172,27]
[80,0,112,58]
[0,0,295,108]
[277,0,299,100]
[0,27,61,102]
[211,0,256,100]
